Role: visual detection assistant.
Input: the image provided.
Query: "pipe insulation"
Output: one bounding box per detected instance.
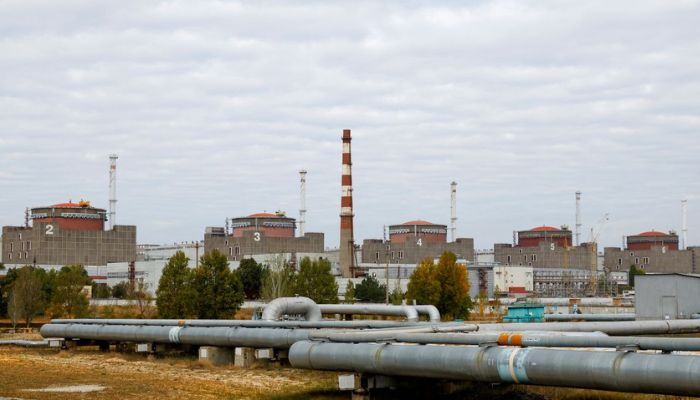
[544,313,636,322]
[319,304,419,322]
[288,341,700,396]
[48,319,424,329]
[413,305,441,322]
[262,297,322,321]
[479,319,700,335]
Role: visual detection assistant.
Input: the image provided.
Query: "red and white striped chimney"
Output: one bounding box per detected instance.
[339,129,355,278]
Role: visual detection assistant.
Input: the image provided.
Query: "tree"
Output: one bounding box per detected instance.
[628,264,646,287]
[193,249,244,319]
[91,283,111,299]
[261,255,295,301]
[406,252,472,320]
[129,277,153,318]
[355,275,386,303]
[344,281,356,303]
[237,258,266,299]
[292,257,339,304]
[112,281,129,299]
[50,265,91,318]
[9,266,46,327]
[156,250,196,318]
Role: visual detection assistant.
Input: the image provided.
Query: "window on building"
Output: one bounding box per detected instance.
[391,251,395,259]
[630,252,634,257]
[375,252,380,261]
[229,247,233,256]
[21,242,25,251]
[399,251,404,259]
[24,251,28,259]
[18,233,22,240]
[27,241,31,250]
[18,252,22,260]
[9,242,13,252]
[8,253,12,260]
[531,254,537,261]
[225,240,229,246]
[643,257,649,264]
[618,258,622,265]
[235,247,240,255]
[635,257,639,265]
[506,255,511,264]
[528,262,532,266]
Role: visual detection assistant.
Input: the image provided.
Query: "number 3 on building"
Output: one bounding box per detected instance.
[253,232,261,242]
[45,224,54,235]
[416,238,422,246]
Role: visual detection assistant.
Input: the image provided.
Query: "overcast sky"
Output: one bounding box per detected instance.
[1,0,699,250]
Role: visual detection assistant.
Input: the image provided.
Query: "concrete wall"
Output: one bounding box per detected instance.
[204,230,324,261]
[494,242,596,269]
[493,265,533,293]
[636,274,700,320]
[604,246,698,274]
[2,222,136,266]
[361,238,474,265]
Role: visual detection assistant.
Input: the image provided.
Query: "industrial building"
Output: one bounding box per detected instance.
[361,220,474,265]
[604,231,698,274]
[204,212,324,262]
[1,200,136,267]
[635,274,700,320]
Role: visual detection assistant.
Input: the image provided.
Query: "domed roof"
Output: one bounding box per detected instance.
[402,220,434,226]
[248,212,280,218]
[531,225,559,232]
[50,201,91,208]
[637,230,669,237]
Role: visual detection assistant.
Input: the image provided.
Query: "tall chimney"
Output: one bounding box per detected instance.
[682,199,688,250]
[339,129,355,278]
[109,154,118,230]
[299,170,307,236]
[450,181,457,242]
[575,191,582,246]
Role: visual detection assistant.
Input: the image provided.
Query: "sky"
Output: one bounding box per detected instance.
[1,0,699,250]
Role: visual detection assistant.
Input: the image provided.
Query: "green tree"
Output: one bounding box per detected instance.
[261,255,295,301]
[628,264,646,287]
[91,283,111,299]
[50,265,91,318]
[406,252,472,320]
[0,267,19,317]
[237,258,266,299]
[156,251,196,318]
[355,275,386,303]
[9,266,46,327]
[292,257,339,304]
[344,281,356,303]
[193,249,244,319]
[388,285,404,305]
[112,281,129,299]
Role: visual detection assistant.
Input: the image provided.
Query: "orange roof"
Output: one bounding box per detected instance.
[50,202,82,208]
[402,220,434,226]
[637,231,669,237]
[531,225,559,232]
[248,213,280,218]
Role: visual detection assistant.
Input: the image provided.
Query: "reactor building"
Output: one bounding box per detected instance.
[2,200,136,267]
[204,212,324,261]
[604,230,698,274]
[361,219,474,265]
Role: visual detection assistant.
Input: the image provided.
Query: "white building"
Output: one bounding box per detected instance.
[493,265,534,294]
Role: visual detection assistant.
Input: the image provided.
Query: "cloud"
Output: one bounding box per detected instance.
[0,0,699,249]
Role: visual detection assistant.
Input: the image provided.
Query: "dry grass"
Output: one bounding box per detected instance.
[0,346,337,400]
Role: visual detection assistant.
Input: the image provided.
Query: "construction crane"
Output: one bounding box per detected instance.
[588,213,610,296]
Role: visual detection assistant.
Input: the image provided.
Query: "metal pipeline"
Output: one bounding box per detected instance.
[0,339,49,347]
[309,330,700,352]
[545,313,635,322]
[262,297,322,321]
[48,319,425,329]
[288,341,700,396]
[319,304,419,322]
[40,324,315,349]
[413,305,441,322]
[479,319,700,335]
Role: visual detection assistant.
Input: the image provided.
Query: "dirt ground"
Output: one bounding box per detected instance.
[0,334,338,400]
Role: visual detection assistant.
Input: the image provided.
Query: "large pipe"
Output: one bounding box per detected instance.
[480,319,700,335]
[289,341,700,396]
[413,305,441,322]
[261,297,322,321]
[47,318,425,329]
[40,324,313,349]
[319,304,419,322]
[308,331,700,352]
[0,339,49,348]
[544,313,635,322]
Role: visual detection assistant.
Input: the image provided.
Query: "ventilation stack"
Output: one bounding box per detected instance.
[682,199,688,250]
[108,154,118,230]
[575,191,582,246]
[339,129,355,278]
[450,181,457,242]
[299,170,307,236]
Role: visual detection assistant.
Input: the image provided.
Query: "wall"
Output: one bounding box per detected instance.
[604,246,697,273]
[361,238,474,265]
[494,242,596,269]
[636,274,700,320]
